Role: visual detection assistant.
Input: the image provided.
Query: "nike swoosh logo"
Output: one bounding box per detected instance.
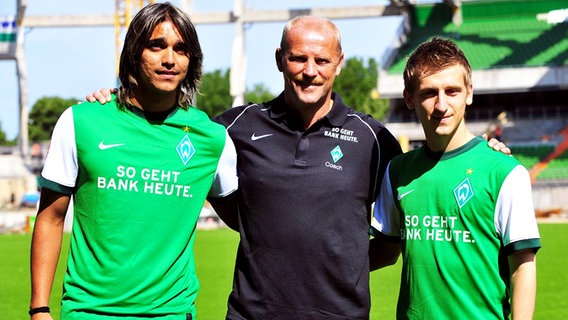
[397,189,415,200]
[98,141,125,150]
[251,133,273,141]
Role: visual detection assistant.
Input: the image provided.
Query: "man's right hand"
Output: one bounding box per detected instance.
[86,88,116,104]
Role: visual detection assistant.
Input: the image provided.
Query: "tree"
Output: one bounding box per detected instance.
[333,57,390,120]
[0,126,8,145]
[198,69,276,118]
[245,83,275,104]
[197,69,232,118]
[0,122,17,145]
[29,96,79,142]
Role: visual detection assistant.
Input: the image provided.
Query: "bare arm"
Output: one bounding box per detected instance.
[369,237,401,271]
[30,189,71,319]
[508,249,537,320]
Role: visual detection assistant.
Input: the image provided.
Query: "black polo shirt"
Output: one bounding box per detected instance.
[214,93,402,319]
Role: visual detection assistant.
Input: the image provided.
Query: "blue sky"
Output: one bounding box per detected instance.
[0,0,402,140]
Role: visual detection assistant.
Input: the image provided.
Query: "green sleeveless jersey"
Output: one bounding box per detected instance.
[40,99,237,319]
[372,136,540,320]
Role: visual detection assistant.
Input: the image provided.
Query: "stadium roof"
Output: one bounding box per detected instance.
[378,0,568,98]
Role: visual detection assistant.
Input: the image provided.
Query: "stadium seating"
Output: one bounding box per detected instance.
[385,0,568,74]
[510,125,568,181]
[535,149,568,180]
[510,144,556,171]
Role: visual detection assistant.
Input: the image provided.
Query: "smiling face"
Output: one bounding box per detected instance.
[404,64,474,151]
[276,17,344,115]
[136,20,190,102]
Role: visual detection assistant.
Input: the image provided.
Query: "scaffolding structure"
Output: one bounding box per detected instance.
[114,0,156,75]
[9,0,405,165]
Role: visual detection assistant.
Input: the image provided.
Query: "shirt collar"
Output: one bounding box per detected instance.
[266,92,350,128]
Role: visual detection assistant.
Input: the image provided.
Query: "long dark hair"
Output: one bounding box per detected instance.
[117,2,203,109]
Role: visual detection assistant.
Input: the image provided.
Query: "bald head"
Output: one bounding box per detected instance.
[274,15,345,127]
[280,16,342,55]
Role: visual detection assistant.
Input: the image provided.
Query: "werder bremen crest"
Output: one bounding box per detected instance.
[176,134,196,165]
[454,177,474,208]
[330,145,343,163]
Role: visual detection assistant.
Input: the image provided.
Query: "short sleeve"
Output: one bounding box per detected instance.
[208,131,238,198]
[495,165,541,253]
[41,107,78,189]
[371,162,401,238]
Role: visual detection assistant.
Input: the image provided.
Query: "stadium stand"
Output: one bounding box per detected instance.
[510,144,556,171]
[379,1,567,117]
[529,126,568,181]
[378,0,568,215]
[537,151,568,180]
[378,0,567,150]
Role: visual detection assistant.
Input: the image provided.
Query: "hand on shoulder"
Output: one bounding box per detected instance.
[86,88,116,104]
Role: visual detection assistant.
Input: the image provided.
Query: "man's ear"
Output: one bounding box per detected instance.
[335,53,345,76]
[466,83,473,106]
[403,90,414,110]
[275,48,284,72]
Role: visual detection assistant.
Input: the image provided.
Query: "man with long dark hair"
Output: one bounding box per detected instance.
[29,3,237,319]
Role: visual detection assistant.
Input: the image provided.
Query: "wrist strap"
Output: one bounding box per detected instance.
[29,306,50,316]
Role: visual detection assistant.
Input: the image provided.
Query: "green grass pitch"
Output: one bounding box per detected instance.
[1,223,566,319]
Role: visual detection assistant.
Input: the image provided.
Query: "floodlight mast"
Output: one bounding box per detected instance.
[14,0,28,162]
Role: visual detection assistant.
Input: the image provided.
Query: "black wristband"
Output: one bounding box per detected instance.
[29,306,50,316]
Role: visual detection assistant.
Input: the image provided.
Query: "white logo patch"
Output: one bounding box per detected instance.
[397,189,415,201]
[251,133,273,141]
[98,141,125,150]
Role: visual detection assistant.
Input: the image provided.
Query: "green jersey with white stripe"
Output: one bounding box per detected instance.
[40,99,237,319]
[372,136,540,320]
